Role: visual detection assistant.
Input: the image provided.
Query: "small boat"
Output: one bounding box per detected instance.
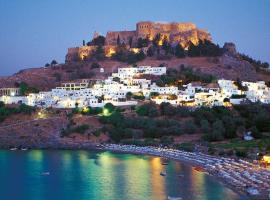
[10,147,17,151]
[246,187,259,195]
[178,174,184,178]
[162,162,169,165]
[41,172,50,176]
[160,171,166,176]
[21,148,28,151]
[168,196,182,200]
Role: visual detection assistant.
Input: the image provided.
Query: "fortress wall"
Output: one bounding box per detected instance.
[197,29,212,41]
[78,46,96,60]
[172,23,196,33]
[136,21,153,39]
[66,21,212,62]
[66,47,80,62]
[106,31,136,45]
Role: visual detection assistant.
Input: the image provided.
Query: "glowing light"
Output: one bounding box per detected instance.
[103,108,110,116]
[82,107,89,113]
[263,155,270,163]
[158,40,163,46]
[38,112,42,116]
[130,48,140,54]
[106,48,116,57]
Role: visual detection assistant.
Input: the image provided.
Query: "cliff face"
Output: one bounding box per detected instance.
[0,117,68,148]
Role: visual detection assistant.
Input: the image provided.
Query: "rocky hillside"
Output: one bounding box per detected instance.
[0,51,268,91]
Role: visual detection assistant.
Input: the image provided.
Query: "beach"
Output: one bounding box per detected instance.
[101,144,270,200]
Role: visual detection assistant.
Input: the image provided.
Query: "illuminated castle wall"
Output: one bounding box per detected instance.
[106,21,211,47]
[65,21,212,62]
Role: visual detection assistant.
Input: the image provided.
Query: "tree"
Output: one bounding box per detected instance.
[147,47,154,57]
[160,136,174,145]
[159,102,176,116]
[200,119,210,133]
[90,36,106,46]
[187,40,222,57]
[161,36,171,55]
[83,40,85,46]
[126,92,132,100]
[187,42,201,57]
[117,35,120,46]
[104,103,115,113]
[0,101,5,108]
[152,34,161,47]
[128,37,133,48]
[183,120,197,134]
[45,63,50,67]
[51,60,58,66]
[91,45,105,61]
[19,82,39,95]
[91,62,100,69]
[222,116,237,138]
[136,103,159,117]
[137,37,149,48]
[174,44,185,58]
[136,50,146,61]
[208,120,225,141]
[18,103,35,115]
[19,82,29,96]
[250,126,262,139]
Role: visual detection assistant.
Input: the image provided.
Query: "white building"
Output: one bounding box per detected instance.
[1,66,269,109]
[150,83,178,95]
[112,66,166,79]
[218,79,242,97]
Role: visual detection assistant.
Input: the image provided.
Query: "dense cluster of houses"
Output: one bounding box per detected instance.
[0,66,270,108]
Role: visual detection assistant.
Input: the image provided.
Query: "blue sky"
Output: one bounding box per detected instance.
[0,0,269,76]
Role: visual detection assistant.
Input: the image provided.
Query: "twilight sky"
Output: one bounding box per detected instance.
[0,0,269,76]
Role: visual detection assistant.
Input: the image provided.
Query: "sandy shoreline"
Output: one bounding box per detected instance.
[2,143,270,199]
[101,144,269,200]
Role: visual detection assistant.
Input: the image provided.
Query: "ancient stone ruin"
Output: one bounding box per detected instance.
[66,21,211,62]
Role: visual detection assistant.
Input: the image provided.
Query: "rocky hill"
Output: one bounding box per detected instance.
[0,57,268,92]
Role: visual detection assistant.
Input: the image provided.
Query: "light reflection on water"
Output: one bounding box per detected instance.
[0,150,248,200]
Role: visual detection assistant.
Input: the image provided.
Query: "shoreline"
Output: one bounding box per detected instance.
[2,143,270,199]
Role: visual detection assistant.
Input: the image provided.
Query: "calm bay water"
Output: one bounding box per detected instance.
[0,150,248,200]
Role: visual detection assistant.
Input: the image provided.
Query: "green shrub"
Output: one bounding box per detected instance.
[177,143,194,152]
[91,62,100,69]
[136,103,159,117]
[182,120,197,134]
[235,148,247,157]
[71,124,89,134]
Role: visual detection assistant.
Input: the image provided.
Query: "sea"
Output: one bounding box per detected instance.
[0,150,248,200]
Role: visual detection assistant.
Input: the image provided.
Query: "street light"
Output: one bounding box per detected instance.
[103,108,110,116]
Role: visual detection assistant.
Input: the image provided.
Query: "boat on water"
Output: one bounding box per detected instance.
[246,187,259,195]
[21,148,28,151]
[167,196,182,200]
[162,162,169,165]
[41,172,50,176]
[160,171,167,176]
[10,147,17,151]
[178,174,184,178]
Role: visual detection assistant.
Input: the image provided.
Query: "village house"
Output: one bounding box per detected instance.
[1,66,270,108]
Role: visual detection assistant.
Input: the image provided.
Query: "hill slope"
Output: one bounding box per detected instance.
[0,54,268,91]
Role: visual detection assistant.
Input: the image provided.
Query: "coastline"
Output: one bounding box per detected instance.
[2,143,269,199]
